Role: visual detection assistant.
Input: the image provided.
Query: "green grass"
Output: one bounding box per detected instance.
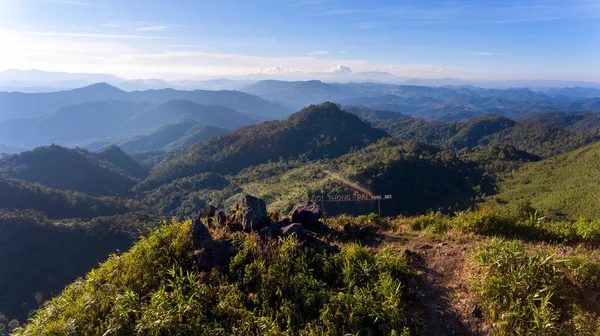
[15,220,424,336]
[493,142,600,220]
[472,239,600,335]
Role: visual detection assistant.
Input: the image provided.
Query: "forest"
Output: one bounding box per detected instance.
[1,88,600,335]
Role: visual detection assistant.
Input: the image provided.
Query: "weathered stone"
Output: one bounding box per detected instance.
[194,240,237,272]
[291,201,322,228]
[201,205,219,218]
[281,223,307,240]
[216,210,227,225]
[242,194,269,231]
[191,217,211,249]
[471,305,483,319]
[258,226,282,241]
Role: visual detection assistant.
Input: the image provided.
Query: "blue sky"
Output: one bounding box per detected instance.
[0,0,598,80]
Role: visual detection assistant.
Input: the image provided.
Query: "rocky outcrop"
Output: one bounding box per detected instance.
[216,210,227,226]
[242,194,269,232]
[259,226,282,241]
[201,205,219,218]
[194,240,237,272]
[191,217,211,249]
[281,223,307,240]
[291,201,322,228]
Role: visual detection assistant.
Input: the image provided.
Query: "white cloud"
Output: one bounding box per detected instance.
[136,25,168,32]
[305,50,329,56]
[435,68,443,73]
[256,65,301,74]
[327,65,352,74]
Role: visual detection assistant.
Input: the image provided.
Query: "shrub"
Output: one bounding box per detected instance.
[410,212,449,233]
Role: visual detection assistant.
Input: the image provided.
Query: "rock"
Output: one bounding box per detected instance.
[194,240,237,272]
[403,249,424,264]
[258,226,282,241]
[326,244,340,254]
[191,217,211,249]
[420,244,433,250]
[291,201,322,228]
[216,210,227,225]
[242,194,269,232]
[472,305,483,319]
[201,205,219,218]
[281,223,307,240]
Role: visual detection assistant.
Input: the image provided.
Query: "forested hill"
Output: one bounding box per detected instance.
[142,103,388,189]
[0,145,144,196]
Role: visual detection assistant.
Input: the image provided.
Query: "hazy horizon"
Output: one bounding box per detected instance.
[1,0,598,82]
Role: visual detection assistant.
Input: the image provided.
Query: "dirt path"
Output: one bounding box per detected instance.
[381,233,489,335]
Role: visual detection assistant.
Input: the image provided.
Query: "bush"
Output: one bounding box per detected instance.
[16,222,424,336]
[410,212,449,233]
[472,239,600,335]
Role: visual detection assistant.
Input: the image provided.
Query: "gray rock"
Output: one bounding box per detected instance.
[242,194,269,231]
[216,210,227,226]
[194,240,237,272]
[258,226,282,241]
[291,201,322,228]
[191,217,211,249]
[281,223,307,240]
[201,205,219,218]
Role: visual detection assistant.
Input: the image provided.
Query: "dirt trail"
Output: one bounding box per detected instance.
[381,233,489,335]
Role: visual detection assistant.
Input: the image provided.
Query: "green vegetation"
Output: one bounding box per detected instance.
[0,145,144,196]
[494,142,600,219]
[15,221,424,335]
[472,239,600,335]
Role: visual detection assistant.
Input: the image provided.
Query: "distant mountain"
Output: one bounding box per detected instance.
[0,69,124,88]
[0,83,293,124]
[512,111,600,134]
[125,100,256,131]
[115,119,227,153]
[0,143,25,154]
[478,121,600,157]
[542,87,600,99]
[142,102,388,189]
[0,83,132,121]
[0,145,141,196]
[95,145,148,180]
[494,141,600,219]
[241,80,352,108]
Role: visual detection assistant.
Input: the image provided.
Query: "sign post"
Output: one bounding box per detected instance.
[310,194,393,217]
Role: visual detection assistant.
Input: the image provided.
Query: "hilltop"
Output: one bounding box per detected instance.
[143,103,388,188]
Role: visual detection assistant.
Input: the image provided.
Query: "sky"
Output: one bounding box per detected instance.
[0,0,598,81]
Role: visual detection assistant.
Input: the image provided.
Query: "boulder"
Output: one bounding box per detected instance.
[291,201,322,228]
[258,226,282,241]
[194,240,237,272]
[191,217,211,249]
[216,210,227,225]
[242,194,269,231]
[201,205,219,218]
[281,223,307,240]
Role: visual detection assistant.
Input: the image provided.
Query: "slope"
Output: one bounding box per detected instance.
[142,102,388,189]
[493,141,600,219]
[0,145,139,196]
[125,100,255,131]
[0,176,142,219]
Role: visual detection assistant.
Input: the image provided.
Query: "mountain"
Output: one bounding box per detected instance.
[240,80,352,108]
[125,100,255,131]
[542,87,600,99]
[142,103,389,189]
[0,69,124,88]
[0,83,293,124]
[493,141,600,219]
[129,88,293,118]
[95,145,148,180]
[0,145,140,196]
[0,176,141,219]
[111,119,227,153]
[478,121,600,157]
[513,111,600,134]
[0,83,132,122]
